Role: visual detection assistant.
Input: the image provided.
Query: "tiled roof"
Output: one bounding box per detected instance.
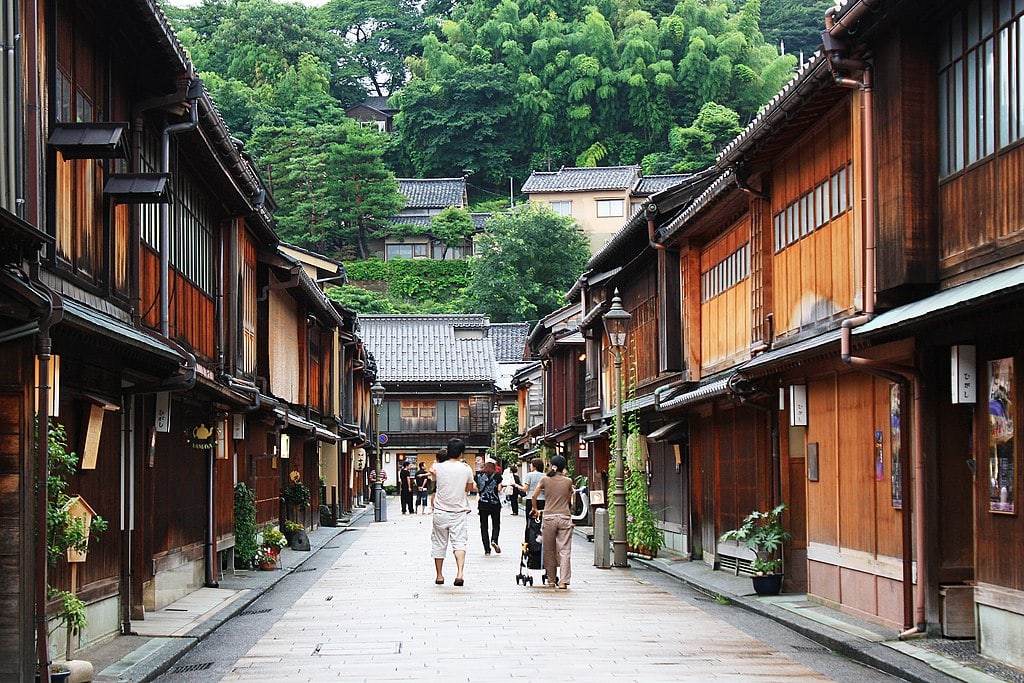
[358,315,497,383]
[389,213,491,230]
[634,174,692,195]
[520,166,640,194]
[489,323,530,361]
[397,178,466,209]
[350,96,396,114]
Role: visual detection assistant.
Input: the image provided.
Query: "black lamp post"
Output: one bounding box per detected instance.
[371,381,386,522]
[602,289,631,567]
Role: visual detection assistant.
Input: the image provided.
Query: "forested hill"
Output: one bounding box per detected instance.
[168,0,832,198]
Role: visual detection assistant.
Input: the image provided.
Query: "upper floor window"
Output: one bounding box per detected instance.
[773,165,851,252]
[596,199,624,217]
[550,200,572,216]
[939,0,1024,176]
[702,243,750,302]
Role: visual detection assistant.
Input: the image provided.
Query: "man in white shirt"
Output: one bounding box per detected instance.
[429,438,476,586]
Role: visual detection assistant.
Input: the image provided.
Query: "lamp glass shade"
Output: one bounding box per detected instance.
[603,290,631,349]
[370,382,385,409]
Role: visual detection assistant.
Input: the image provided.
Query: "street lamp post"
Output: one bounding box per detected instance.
[603,289,631,568]
[491,404,500,462]
[371,381,386,522]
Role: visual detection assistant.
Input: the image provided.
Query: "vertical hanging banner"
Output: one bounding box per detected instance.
[155,392,171,433]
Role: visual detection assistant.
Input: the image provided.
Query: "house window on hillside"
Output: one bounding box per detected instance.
[550,200,572,216]
[596,199,624,217]
[387,244,413,259]
[939,0,1024,177]
[432,244,465,259]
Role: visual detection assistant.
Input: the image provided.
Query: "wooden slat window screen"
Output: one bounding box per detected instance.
[773,165,850,253]
[939,0,1024,177]
[170,169,215,295]
[241,233,258,374]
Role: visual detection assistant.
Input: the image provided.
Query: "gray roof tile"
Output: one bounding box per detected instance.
[390,213,491,230]
[397,178,466,209]
[489,323,530,361]
[521,166,640,194]
[359,315,497,383]
[634,174,693,195]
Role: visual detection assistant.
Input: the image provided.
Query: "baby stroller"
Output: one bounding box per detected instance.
[515,515,543,586]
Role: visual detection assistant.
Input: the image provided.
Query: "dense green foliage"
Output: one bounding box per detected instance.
[468,203,589,322]
[333,258,471,312]
[233,483,259,567]
[761,0,834,57]
[392,0,797,183]
[490,404,521,466]
[45,421,109,637]
[249,121,404,259]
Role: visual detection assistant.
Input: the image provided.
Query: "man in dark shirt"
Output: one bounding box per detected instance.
[399,462,416,514]
[475,461,503,554]
[415,462,430,514]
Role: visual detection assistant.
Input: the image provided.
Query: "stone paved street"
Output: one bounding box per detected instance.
[217,508,835,682]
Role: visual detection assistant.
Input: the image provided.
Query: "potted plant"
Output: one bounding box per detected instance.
[260,523,287,559]
[254,547,278,571]
[234,483,258,569]
[283,520,309,550]
[719,503,792,596]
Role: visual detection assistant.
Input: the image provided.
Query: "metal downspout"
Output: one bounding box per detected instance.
[34,287,62,683]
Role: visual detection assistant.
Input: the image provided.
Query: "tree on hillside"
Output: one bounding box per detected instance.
[429,208,475,259]
[393,62,527,184]
[468,203,589,323]
[250,120,403,258]
[322,0,426,97]
[760,0,833,58]
[642,101,742,174]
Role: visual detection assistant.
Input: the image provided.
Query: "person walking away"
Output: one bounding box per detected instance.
[429,439,476,586]
[523,457,546,517]
[415,462,430,514]
[399,462,416,514]
[507,465,524,515]
[476,461,503,555]
[531,455,574,589]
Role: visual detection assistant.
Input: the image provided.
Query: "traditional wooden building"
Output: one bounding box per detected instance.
[528,304,589,490]
[357,315,499,477]
[0,2,364,678]
[569,0,1024,670]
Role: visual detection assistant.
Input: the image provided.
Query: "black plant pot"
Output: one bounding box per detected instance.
[36,671,71,682]
[751,573,784,596]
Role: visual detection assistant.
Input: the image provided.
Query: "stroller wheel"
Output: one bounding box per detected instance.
[527,576,533,586]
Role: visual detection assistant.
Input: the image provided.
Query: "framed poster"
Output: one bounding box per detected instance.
[890,383,903,509]
[988,358,1016,514]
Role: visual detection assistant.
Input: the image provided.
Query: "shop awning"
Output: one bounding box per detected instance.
[646,420,687,441]
[739,329,842,376]
[48,122,129,159]
[855,264,1024,336]
[61,298,184,364]
[582,424,611,441]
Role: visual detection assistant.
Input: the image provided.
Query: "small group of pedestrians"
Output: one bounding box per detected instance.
[426,440,573,590]
[399,461,432,514]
